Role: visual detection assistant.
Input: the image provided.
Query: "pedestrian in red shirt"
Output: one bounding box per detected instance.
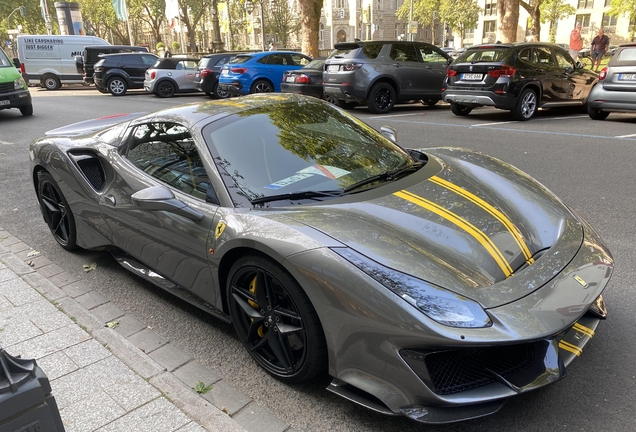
[569,22,583,61]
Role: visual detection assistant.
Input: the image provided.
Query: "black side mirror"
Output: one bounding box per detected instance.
[12,58,21,69]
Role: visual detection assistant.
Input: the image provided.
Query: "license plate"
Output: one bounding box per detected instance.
[222,69,229,76]
[618,73,636,81]
[327,65,340,72]
[286,76,296,83]
[0,100,9,106]
[461,73,483,81]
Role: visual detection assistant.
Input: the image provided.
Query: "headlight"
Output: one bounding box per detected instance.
[14,77,25,90]
[332,248,492,328]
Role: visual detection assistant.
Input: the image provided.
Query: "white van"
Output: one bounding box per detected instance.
[17,35,109,90]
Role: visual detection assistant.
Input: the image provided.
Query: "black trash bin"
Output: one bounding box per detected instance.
[0,348,65,432]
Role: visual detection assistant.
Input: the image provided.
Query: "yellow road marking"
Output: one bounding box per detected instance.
[429,176,534,265]
[394,190,513,277]
[559,340,582,356]
[573,322,595,338]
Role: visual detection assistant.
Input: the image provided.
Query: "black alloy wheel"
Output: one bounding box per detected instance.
[322,93,339,105]
[338,100,358,110]
[450,101,473,116]
[227,255,327,383]
[367,82,396,114]
[588,104,610,120]
[156,80,176,98]
[251,80,274,93]
[37,172,77,250]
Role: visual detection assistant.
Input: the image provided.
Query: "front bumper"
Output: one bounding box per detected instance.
[0,88,32,110]
[443,89,518,110]
[283,216,612,423]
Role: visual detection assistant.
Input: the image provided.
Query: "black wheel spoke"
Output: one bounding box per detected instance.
[266,328,293,371]
[231,290,263,320]
[255,269,270,308]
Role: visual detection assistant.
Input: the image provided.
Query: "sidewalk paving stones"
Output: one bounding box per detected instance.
[0,225,297,432]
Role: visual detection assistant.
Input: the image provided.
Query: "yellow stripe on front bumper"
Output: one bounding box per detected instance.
[429,176,535,265]
[394,190,514,277]
[559,340,583,356]
[573,322,595,338]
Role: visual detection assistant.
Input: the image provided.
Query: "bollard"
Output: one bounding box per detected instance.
[0,348,65,432]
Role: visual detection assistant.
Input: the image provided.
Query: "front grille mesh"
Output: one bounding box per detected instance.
[425,344,535,395]
[0,82,14,93]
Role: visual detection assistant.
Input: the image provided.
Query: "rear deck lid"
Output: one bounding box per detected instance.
[448,46,514,88]
[602,46,636,91]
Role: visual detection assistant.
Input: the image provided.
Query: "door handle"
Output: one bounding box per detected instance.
[104,195,116,206]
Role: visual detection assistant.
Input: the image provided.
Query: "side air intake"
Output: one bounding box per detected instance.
[69,152,106,191]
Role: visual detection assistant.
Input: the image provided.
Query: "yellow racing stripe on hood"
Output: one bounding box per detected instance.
[429,176,535,265]
[394,190,514,278]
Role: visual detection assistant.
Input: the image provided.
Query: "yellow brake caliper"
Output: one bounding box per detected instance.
[249,276,266,338]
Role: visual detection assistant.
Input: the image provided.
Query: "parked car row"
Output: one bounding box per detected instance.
[76,40,636,122]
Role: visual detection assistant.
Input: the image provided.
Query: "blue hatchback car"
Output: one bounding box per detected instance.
[218,51,312,95]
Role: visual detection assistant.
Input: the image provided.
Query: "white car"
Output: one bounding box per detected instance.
[144,57,200,98]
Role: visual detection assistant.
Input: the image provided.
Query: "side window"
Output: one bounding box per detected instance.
[532,48,555,66]
[361,43,384,59]
[184,60,198,69]
[215,56,232,67]
[419,45,447,63]
[390,43,419,62]
[176,62,184,70]
[554,51,573,69]
[518,48,531,63]
[142,55,157,66]
[126,123,211,201]
[290,54,310,66]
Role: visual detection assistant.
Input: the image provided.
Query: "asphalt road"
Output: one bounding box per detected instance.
[1,87,635,431]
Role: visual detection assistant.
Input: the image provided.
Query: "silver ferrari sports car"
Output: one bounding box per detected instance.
[29,94,612,424]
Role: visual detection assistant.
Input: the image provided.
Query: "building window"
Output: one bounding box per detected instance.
[395,0,404,10]
[335,0,346,9]
[602,14,617,32]
[484,0,497,17]
[483,20,496,42]
[320,23,324,42]
[577,0,594,9]
[604,0,611,6]
[576,13,591,34]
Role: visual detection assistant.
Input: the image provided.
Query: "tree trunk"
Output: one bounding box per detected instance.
[520,1,541,41]
[497,0,520,43]
[299,0,323,57]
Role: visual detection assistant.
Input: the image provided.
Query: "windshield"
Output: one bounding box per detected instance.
[0,48,12,67]
[229,55,252,64]
[203,99,415,207]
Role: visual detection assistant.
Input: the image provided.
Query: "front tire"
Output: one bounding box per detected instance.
[512,88,538,121]
[156,81,176,98]
[588,104,610,120]
[213,83,230,99]
[251,79,274,93]
[421,99,439,107]
[227,255,327,383]
[37,172,77,251]
[339,100,358,110]
[367,82,396,114]
[19,104,33,116]
[322,93,339,105]
[450,101,473,116]
[107,77,128,96]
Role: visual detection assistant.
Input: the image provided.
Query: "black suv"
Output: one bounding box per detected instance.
[323,41,452,114]
[443,42,598,120]
[94,52,158,96]
[75,45,148,85]
[196,52,244,98]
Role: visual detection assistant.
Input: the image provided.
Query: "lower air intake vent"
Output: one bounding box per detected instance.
[69,152,106,191]
[402,343,536,395]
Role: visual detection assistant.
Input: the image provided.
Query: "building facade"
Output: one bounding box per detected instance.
[459,0,635,48]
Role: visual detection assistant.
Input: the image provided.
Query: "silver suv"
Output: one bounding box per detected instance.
[323,41,452,114]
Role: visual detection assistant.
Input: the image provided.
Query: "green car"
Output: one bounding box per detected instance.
[0,48,32,116]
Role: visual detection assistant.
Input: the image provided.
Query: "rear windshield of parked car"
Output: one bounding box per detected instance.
[611,47,636,64]
[456,48,512,63]
[229,55,252,64]
[328,43,383,60]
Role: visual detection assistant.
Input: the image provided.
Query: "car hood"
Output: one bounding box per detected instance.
[282,148,585,309]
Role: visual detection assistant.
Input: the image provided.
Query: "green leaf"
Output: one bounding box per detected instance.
[193,381,213,394]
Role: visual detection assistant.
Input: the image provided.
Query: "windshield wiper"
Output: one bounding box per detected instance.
[343,163,424,194]
[251,190,343,205]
